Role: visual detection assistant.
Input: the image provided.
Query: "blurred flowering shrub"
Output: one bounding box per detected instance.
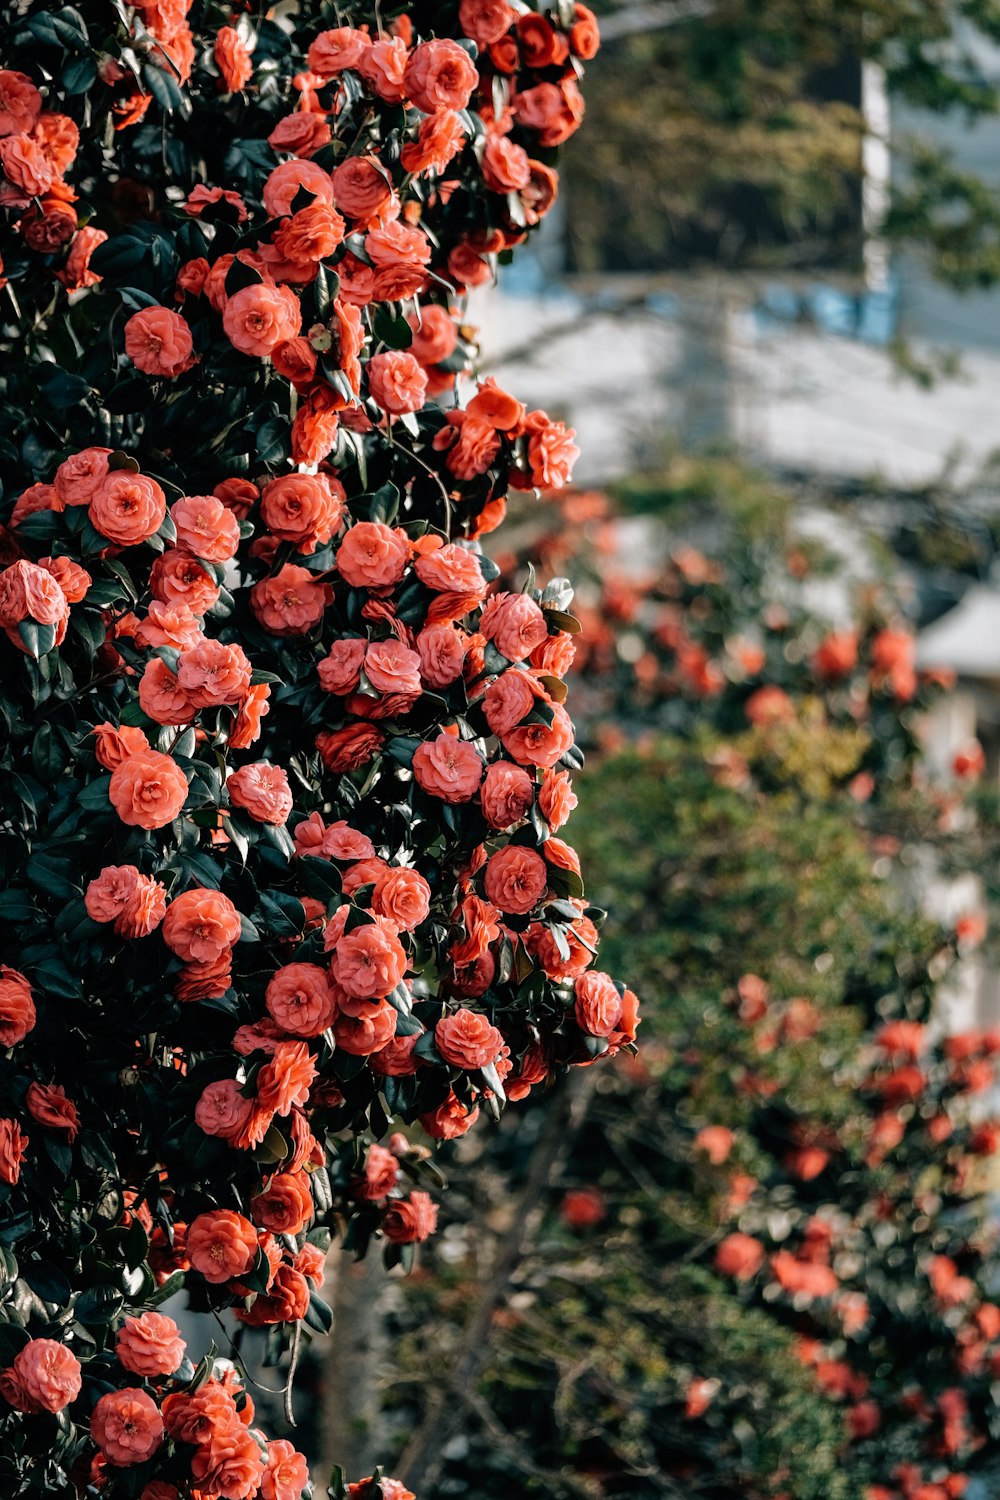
[384,680,1000,1493]
[0,0,637,1493]
[495,477,954,794]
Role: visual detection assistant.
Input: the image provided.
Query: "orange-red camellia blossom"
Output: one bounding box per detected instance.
[223,282,301,357]
[53,445,110,505]
[0,558,70,651]
[256,1041,318,1115]
[318,638,366,695]
[482,591,549,661]
[420,1091,481,1138]
[694,1125,735,1164]
[260,1438,310,1500]
[0,1339,82,1414]
[265,963,336,1037]
[714,1232,765,1281]
[0,1118,28,1184]
[382,1189,440,1242]
[190,1419,265,1498]
[330,919,407,999]
[235,1261,311,1327]
[0,133,54,199]
[90,1387,164,1466]
[38,554,91,602]
[172,493,241,561]
[195,1078,255,1144]
[186,1209,258,1284]
[108,749,190,828]
[25,1083,79,1140]
[177,638,252,708]
[356,1142,401,1200]
[336,520,410,589]
[162,888,242,963]
[251,1171,314,1235]
[813,630,858,680]
[419,624,470,687]
[436,1008,504,1068]
[403,38,478,112]
[124,307,195,377]
[227,762,294,824]
[90,472,167,546]
[364,638,422,697]
[260,472,345,553]
[151,549,221,613]
[58,223,106,288]
[484,843,548,914]
[574,970,622,1037]
[115,1312,186,1378]
[251,563,332,635]
[134,600,202,653]
[0,69,42,135]
[92,722,150,771]
[161,1381,244,1447]
[85,865,167,938]
[0,966,35,1047]
[371,867,431,931]
[770,1250,838,1299]
[263,158,336,217]
[481,761,534,828]
[139,658,195,726]
[413,733,484,802]
[272,202,345,266]
[215,25,253,91]
[367,349,428,414]
[502,699,575,768]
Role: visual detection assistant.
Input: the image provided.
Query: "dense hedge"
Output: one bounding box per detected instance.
[0,2,635,1495]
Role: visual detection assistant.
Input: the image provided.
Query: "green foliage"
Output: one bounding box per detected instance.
[573,738,880,1007]
[393,1255,851,1499]
[386,725,1000,1497]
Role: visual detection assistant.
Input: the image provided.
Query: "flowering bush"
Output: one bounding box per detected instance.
[495,476,951,790]
[0,0,634,1493]
[387,734,1000,1498]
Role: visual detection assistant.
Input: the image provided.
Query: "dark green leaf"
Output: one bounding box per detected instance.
[62,54,98,92]
[18,620,56,659]
[74,1284,125,1326]
[143,60,184,111]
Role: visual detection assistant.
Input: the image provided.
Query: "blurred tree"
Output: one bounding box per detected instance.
[564,0,1000,286]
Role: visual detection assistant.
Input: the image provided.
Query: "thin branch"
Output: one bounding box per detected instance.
[395,1070,598,1494]
[458,1386,602,1500]
[284,1320,301,1427]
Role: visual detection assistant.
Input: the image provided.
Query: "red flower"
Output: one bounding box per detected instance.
[91,1388,164,1466]
[383,1190,439,1243]
[124,308,194,378]
[484,844,547,914]
[0,967,34,1047]
[714,1232,764,1281]
[215,26,253,91]
[436,1008,504,1069]
[187,1210,258,1284]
